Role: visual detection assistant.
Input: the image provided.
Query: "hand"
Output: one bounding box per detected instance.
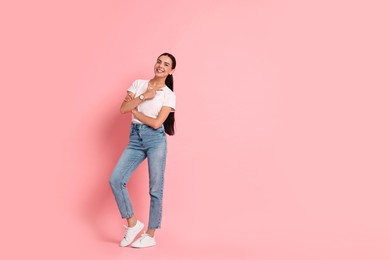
[124,92,133,102]
[143,82,157,100]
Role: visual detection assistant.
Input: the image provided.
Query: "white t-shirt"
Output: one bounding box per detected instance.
[127,79,176,124]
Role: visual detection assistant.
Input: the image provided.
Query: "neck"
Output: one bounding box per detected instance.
[150,77,166,87]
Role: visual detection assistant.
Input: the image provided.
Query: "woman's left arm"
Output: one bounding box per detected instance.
[132,107,172,129]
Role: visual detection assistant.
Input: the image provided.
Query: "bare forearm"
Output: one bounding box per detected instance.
[120,97,143,114]
[132,106,172,129]
[133,112,162,129]
[121,85,159,114]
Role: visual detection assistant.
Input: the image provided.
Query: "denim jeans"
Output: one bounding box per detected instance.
[109,123,167,229]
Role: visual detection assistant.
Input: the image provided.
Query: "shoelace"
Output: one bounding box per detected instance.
[138,233,150,242]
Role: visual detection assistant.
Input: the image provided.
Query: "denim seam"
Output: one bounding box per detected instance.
[120,152,145,219]
[150,142,167,229]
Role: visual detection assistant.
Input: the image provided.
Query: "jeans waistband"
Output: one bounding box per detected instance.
[131,123,164,130]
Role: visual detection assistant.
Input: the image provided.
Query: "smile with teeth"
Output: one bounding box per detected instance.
[156,68,165,73]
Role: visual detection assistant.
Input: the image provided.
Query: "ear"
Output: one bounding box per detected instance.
[169,69,175,75]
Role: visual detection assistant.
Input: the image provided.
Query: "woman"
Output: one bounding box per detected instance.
[109,53,176,248]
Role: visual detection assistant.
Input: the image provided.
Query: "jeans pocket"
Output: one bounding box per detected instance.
[158,127,165,134]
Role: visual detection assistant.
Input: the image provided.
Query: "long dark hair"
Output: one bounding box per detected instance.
[160,52,176,135]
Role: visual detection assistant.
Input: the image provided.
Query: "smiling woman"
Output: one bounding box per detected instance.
[109,53,177,248]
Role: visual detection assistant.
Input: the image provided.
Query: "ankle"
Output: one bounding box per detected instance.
[146,230,155,237]
[127,216,137,228]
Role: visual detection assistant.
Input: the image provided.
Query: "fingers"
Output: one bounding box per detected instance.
[124,93,133,102]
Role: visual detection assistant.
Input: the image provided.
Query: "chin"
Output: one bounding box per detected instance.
[155,73,167,78]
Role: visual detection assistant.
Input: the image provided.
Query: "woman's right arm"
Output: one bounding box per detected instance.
[120,88,157,114]
[120,91,141,114]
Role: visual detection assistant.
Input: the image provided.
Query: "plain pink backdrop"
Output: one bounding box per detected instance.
[1,0,389,259]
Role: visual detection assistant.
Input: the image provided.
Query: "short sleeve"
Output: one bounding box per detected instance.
[163,91,176,112]
[127,80,139,94]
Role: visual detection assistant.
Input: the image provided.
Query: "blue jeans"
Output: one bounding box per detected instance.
[109,123,167,229]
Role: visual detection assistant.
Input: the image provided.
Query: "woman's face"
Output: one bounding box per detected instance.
[154,55,174,78]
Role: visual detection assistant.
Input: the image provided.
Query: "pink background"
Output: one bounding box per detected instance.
[1,0,390,259]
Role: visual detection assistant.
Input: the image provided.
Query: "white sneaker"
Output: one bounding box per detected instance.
[131,233,157,248]
[120,220,144,247]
